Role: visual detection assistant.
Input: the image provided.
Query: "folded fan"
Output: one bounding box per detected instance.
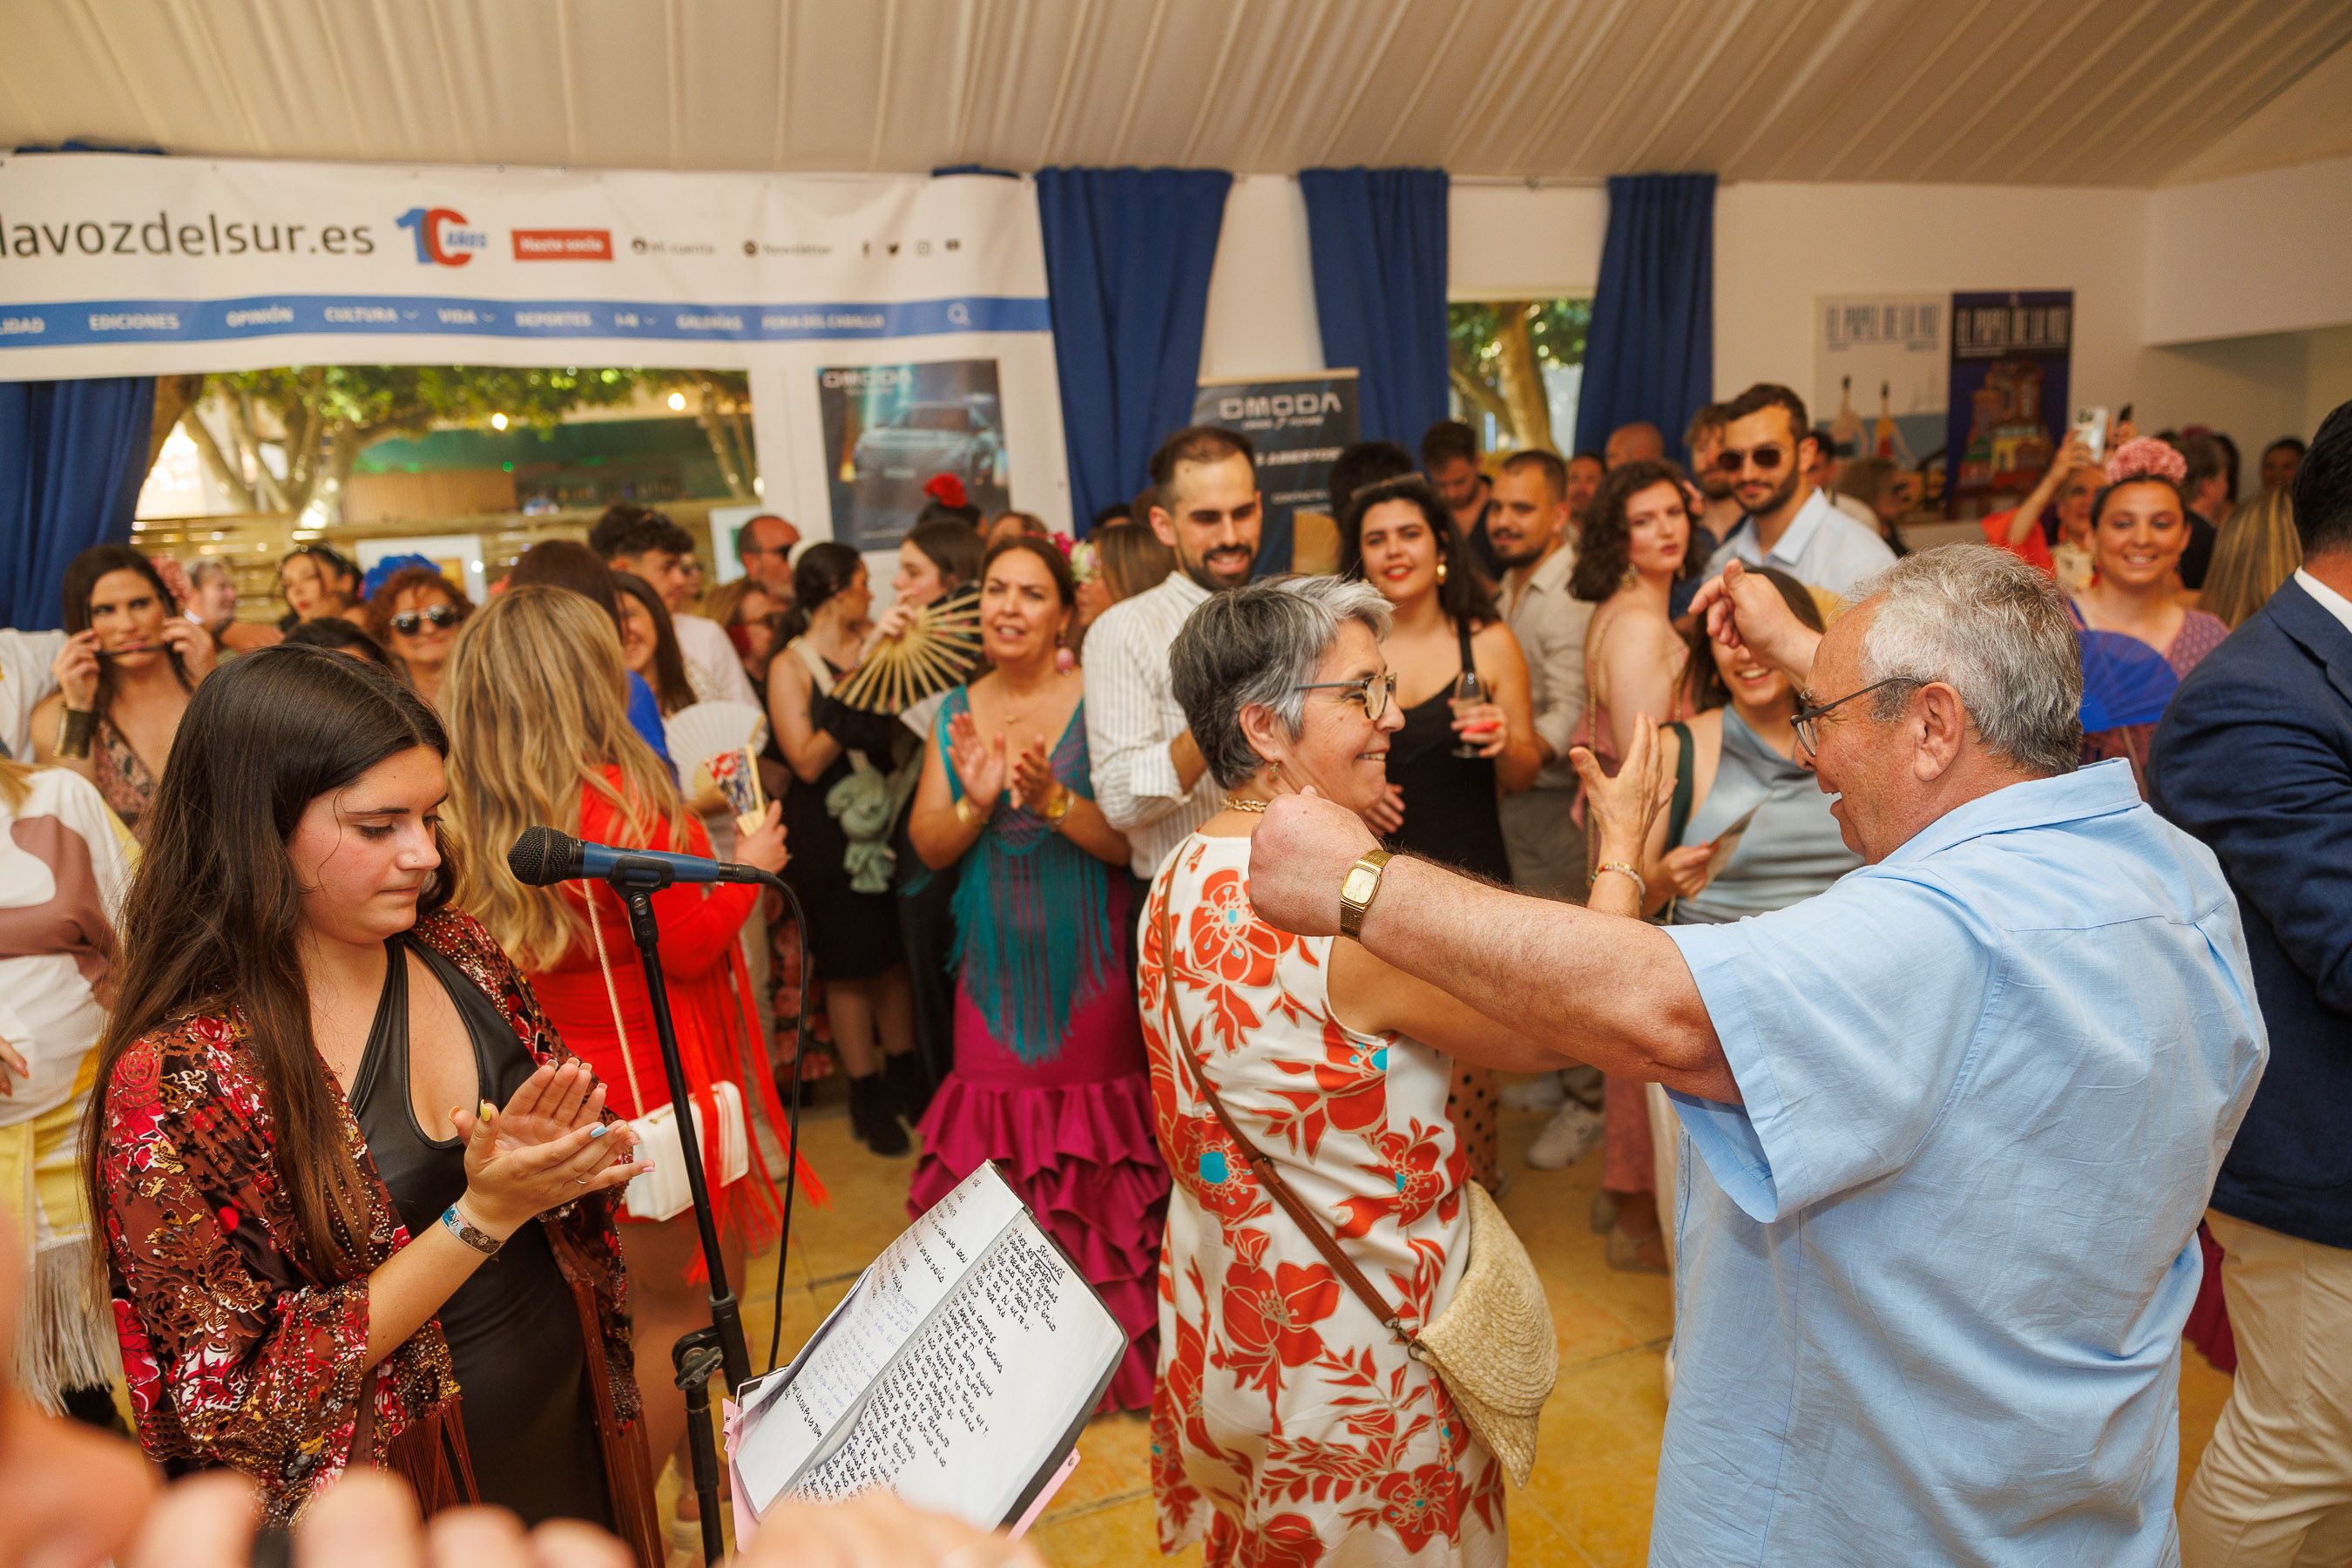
[834,585,985,714]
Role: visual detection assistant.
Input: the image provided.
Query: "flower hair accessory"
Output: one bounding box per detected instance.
[2103,436,2186,488]
[923,472,970,510]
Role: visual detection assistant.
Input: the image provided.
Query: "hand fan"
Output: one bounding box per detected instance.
[665,700,769,774]
[833,585,985,714]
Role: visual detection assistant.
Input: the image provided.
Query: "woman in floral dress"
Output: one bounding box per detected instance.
[1142,578,1551,1566]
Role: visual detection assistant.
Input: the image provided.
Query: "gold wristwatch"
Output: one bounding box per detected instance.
[1337,848,1394,942]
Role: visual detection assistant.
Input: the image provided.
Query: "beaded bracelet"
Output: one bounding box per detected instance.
[1590,861,1647,902]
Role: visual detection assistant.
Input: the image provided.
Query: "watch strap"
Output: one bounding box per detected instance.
[1338,848,1394,942]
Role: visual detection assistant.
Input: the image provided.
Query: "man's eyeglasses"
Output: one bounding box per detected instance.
[1790,676,1920,753]
[1293,672,1398,723]
[1715,443,1788,474]
[388,605,463,636]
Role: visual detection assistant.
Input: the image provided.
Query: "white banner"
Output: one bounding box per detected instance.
[0,153,1070,541]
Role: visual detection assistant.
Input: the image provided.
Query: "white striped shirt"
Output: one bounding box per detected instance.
[1083,569,1220,879]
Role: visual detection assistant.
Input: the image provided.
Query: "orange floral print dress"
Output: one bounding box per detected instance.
[1141,833,1504,1567]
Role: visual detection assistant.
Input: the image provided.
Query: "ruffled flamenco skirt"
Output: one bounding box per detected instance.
[909,977,1170,1415]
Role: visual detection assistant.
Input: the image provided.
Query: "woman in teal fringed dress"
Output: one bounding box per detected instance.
[904,537,1167,1411]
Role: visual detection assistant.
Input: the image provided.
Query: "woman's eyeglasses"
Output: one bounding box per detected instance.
[389,605,463,636]
[1715,443,1788,473]
[1292,672,1397,722]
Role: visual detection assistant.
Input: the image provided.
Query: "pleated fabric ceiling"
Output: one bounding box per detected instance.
[2,0,2348,186]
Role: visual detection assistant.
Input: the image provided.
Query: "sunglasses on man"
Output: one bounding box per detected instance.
[1715,443,1793,474]
[388,605,463,636]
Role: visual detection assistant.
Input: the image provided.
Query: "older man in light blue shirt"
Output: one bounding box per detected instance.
[1247,545,2268,1565]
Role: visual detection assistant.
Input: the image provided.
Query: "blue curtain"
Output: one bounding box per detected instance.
[1034,167,1232,537]
[1573,173,1716,464]
[1298,168,1450,451]
[0,378,157,629]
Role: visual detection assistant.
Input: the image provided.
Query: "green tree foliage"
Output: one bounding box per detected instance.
[183,365,652,520]
[1447,299,1591,453]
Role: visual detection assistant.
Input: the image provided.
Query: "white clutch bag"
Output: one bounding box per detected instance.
[618,1079,750,1223]
[585,882,752,1222]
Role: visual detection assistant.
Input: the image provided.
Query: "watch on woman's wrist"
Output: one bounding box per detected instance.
[1038,784,1074,825]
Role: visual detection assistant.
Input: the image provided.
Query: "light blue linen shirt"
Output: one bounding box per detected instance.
[1655,759,2266,1566]
[1708,485,1897,597]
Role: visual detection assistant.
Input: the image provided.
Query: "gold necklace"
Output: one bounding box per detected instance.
[1221,796,1269,814]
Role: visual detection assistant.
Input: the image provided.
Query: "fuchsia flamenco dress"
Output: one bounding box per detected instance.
[906,690,1167,1411]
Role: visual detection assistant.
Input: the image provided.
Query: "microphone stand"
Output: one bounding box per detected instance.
[605,854,757,1565]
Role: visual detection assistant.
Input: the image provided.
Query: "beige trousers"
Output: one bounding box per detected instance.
[2180,1211,2352,1567]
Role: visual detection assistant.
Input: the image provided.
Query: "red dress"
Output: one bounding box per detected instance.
[525,769,796,1249]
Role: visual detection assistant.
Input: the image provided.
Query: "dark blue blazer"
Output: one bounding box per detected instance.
[2151,577,2352,1249]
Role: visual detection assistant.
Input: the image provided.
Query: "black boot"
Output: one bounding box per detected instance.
[885,1048,936,1124]
[848,1071,910,1156]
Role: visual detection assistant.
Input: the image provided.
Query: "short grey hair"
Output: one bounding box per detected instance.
[1170,575,1394,789]
[1849,544,2081,776]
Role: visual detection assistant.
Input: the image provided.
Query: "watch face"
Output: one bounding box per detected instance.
[1342,864,1379,902]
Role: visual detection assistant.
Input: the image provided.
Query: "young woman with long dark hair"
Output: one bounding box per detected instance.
[30,546,216,837]
[84,645,659,1548]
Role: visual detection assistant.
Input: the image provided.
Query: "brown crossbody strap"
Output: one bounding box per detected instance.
[1159,895,1418,1348]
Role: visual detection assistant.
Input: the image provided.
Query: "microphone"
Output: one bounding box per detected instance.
[507,825,771,889]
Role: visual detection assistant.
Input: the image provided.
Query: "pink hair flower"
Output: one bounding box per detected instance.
[2104,436,2186,488]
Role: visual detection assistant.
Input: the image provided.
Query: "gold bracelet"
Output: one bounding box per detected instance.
[1038,784,1074,826]
[954,794,985,828]
[1590,861,1647,902]
[55,706,95,760]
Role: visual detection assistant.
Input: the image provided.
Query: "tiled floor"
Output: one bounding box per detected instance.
[734,1097,2233,1567]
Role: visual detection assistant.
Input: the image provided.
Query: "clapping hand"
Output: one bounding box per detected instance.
[1363,781,1406,835]
[1010,733,1060,813]
[449,1061,647,1235]
[947,711,1009,812]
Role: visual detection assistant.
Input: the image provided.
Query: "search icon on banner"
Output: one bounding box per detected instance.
[947,301,972,328]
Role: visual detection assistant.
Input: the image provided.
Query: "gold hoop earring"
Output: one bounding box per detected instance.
[1436,560,1450,585]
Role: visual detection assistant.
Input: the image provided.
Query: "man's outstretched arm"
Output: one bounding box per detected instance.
[1356,856,1734,1102]
[1250,714,1735,1103]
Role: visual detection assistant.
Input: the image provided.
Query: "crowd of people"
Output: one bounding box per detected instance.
[0,378,2343,1568]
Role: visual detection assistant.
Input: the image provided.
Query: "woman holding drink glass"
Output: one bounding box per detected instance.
[1337,476,1538,1189]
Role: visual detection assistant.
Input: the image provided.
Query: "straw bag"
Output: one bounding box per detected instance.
[1157,899,1557,1484]
[586,882,750,1222]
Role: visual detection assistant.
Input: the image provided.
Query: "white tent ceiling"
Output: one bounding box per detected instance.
[2,0,2348,186]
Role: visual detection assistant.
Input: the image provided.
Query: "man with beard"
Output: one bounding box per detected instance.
[1686,402,1741,545]
[1085,424,1264,878]
[1489,449,1594,902]
[1565,449,1607,531]
[1420,419,1500,578]
[1707,383,1896,598]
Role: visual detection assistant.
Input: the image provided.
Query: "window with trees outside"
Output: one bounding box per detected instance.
[1447,297,1591,456]
[133,365,761,617]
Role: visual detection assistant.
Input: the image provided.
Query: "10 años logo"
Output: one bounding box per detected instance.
[395,206,489,267]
